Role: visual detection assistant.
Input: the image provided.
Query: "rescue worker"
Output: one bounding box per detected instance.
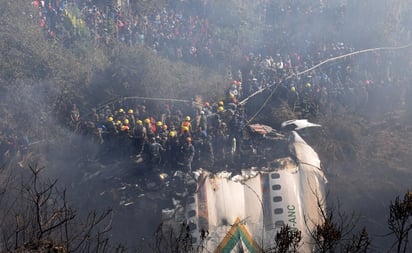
[216,101,224,113]
[301,82,314,117]
[179,126,191,145]
[126,109,136,130]
[105,117,118,134]
[119,119,132,156]
[134,119,146,155]
[288,86,299,111]
[121,119,130,133]
[144,118,154,139]
[148,137,164,171]
[165,130,179,169]
[103,116,118,149]
[180,116,192,134]
[116,108,126,122]
[227,93,238,105]
[155,121,164,135]
[115,120,123,132]
[180,137,195,173]
[217,105,225,114]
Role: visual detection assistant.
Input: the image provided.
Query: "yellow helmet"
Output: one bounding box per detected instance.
[185,116,191,121]
[144,118,151,124]
[169,131,176,137]
[218,101,224,106]
[123,118,129,125]
[118,108,125,113]
[107,116,114,122]
[136,120,143,125]
[306,82,311,88]
[156,121,163,126]
[128,109,134,114]
[218,106,224,112]
[290,86,296,92]
[116,120,122,125]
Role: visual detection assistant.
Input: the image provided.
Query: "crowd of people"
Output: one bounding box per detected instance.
[71,93,247,172]
[29,0,357,66]
[65,47,402,173]
[17,0,407,172]
[29,0,402,116]
[237,41,371,116]
[31,0,216,63]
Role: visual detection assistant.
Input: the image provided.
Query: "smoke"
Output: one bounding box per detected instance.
[1,0,411,251]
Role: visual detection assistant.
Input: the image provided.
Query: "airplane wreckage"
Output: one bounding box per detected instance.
[161,120,327,253]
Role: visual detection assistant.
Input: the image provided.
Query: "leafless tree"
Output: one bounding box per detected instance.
[306,190,369,253]
[388,191,412,253]
[0,165,120,253]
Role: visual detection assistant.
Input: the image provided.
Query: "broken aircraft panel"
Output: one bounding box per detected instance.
[162,126,327,252]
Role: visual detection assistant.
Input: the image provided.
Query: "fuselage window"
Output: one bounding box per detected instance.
[274,208,283,215]
[273,196,282,202]
[271,173,280,179]
[272,184,281,191]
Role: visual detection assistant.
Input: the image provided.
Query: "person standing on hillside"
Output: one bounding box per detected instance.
[134,120,146,156]
[165,130,179,170]
[148,137,164,171]
[181,137,195,173]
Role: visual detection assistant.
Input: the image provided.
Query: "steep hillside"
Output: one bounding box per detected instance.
[0,0,411,251]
